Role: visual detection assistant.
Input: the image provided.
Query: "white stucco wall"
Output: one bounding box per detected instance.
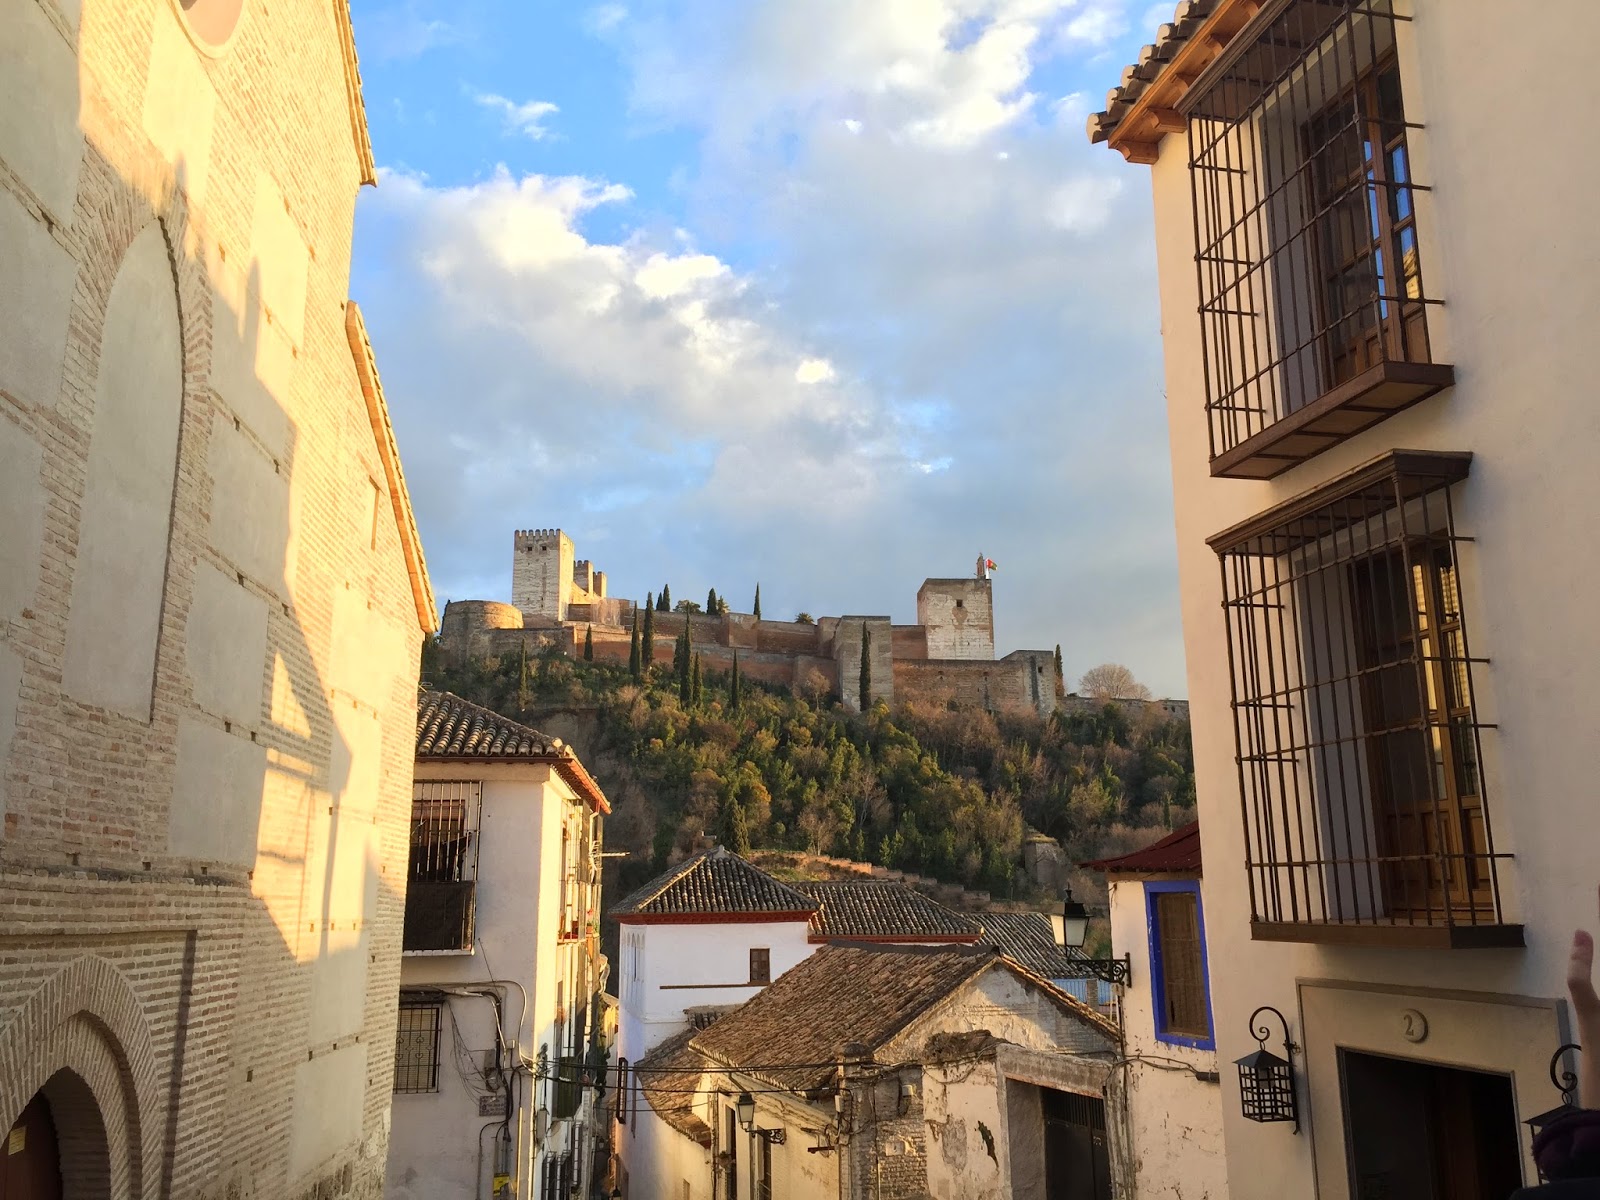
[388,762,599,1200]
[616,917,813,1065]
[1135,3,1600,1196]
[1106,878,1227,1199]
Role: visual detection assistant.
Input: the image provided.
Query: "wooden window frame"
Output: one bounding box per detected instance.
[749,947,771,985]
[1301,55,1429,390]
[1145,880,1214,1051]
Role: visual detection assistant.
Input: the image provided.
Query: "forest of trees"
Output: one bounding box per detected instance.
[422,642,1195,901]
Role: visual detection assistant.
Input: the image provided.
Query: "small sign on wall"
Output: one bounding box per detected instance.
[479,1095,508,1118]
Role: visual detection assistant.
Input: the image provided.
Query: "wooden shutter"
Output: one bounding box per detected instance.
[1155,892,1208,1036]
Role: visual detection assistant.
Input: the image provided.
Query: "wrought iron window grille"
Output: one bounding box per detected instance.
[1184,0,1450,479]
[1209,450,1518,946]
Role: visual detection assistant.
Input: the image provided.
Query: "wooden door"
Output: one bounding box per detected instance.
[0,1095,62,1200]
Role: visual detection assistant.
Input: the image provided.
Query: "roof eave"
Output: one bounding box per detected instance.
[346,304,436,632]
[1090,0,1269,163]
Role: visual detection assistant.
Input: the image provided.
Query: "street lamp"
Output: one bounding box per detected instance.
[735,1091,786,1144]
[1055,887,1131,987]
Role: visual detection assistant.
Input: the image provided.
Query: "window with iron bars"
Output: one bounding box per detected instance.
[404,781,483,952]
[1209,450,1519,947]
[1185,0,1451,479]
[393,993,444,1093]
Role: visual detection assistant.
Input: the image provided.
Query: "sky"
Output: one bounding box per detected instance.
[347,0,1189,697]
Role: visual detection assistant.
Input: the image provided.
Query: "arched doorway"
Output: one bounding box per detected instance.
[1,1071,111,1200]
[1,1092,62,1200]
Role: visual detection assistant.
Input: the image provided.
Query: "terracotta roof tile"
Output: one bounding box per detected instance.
[689,943,997,1093]
[978,911,1087,979]
[611,848,818,919]
[635,1029,714,1146]
[795,880,981,942]
[1086,1,1215,146]
[414,689,609,811]
[1082,821,1202,875]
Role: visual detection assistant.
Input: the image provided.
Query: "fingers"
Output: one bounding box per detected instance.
[1570,930,1599,1014]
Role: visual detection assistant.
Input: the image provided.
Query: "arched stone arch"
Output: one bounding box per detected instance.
[0,955,165,1199]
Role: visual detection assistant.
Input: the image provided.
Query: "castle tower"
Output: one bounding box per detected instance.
[917,578,995,659]
[512,528,575,622]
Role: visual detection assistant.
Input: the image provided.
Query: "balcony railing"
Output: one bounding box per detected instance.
[403,880,476,953]
[1186,0,1451,479]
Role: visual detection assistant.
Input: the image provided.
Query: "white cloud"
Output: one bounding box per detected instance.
[361,0,1188,693]
[587,3,628,34]
[795,357,836,384]
[360,1,464,62]
[472,92,561,141]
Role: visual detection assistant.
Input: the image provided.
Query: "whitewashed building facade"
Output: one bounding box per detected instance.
[386,690,612,1200]
[1087,1,1599,1195]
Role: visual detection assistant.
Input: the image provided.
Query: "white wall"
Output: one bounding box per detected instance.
[388,761,600,1200]
[1140,2,1599,1195]
[616,917,813,1065]
[1106,878,1228,1200]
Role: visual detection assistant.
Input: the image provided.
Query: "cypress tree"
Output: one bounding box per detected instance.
[517,640,531,710]
[660,584,671,612]
[642,594,654,674]
[730,651,742,714]
[678,632,693,705]
[753,583,761,620]
[722,796,751,856]
[707,587,718,615]
[691,652,703,707]
[583,624,594,661]
[859,624,872,709]
[628,612,641,680]
[1054,644,1064,681]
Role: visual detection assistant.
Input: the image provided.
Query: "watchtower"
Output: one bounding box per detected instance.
[917,578,994,660]
[512,528,574,622]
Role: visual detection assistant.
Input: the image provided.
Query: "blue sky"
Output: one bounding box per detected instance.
[348,0,1189,696]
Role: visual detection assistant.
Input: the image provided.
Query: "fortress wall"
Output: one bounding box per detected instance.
[566,597,635,628]
[834,616,894,711]
[755,620,827,655]
[891,624,929,661]
[895,652,1056,718]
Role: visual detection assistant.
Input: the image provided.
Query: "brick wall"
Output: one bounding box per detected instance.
[0,1,424,1196]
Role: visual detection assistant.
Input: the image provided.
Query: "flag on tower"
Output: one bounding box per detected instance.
[986,558,998,571]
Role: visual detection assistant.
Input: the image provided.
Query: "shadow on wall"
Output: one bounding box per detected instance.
[0,9,414,1196]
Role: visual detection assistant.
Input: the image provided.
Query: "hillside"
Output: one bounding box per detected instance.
[421,642,1195,901]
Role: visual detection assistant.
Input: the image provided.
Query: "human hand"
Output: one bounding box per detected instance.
[1569,887,1600,1106]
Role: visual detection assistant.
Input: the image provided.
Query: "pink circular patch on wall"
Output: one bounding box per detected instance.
[179,0,245,49]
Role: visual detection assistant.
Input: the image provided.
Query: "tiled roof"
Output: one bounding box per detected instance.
[689,943,1118,1093]
[610,848,818,920]
[417,688,561,757]
[795,880,982,942]
[689,943,998,1093]
[1085,0,1216,148]
[635,1029,714,1146]
[978,911,1086,980]
[1082,821,1202,875]
[414,689,609,812]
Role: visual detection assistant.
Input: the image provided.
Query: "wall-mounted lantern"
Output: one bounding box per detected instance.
[1054,887,1132,986]
[736,1091,787,1144]
[1234,1006,1299,1133]
[1524,1043,1583,1181]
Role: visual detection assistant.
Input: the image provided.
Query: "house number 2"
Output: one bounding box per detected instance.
[1401,1009,1429,1043]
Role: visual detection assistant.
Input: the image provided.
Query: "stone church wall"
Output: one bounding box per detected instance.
[0,2,426,1196]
